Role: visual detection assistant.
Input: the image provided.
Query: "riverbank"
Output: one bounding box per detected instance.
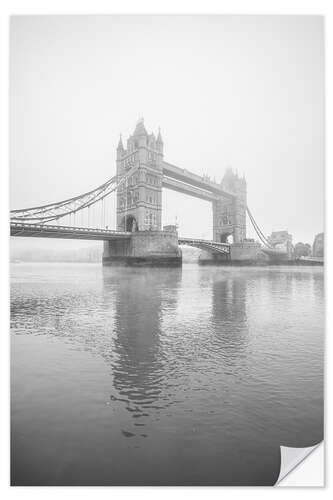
[199,259,324,266]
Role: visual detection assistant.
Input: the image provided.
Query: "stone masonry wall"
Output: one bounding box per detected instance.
[103,231,181,265]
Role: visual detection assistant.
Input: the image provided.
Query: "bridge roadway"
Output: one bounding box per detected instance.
[10,222,230,254]
[10,222,132,241]
[178,237,230,254]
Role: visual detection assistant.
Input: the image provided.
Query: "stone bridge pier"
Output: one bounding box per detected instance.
[103,230,182,266]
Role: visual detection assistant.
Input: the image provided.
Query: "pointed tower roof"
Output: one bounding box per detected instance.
[157,127,163,144]
[117,134,124,150]
[133,118,148,137]
[223,166,234,179]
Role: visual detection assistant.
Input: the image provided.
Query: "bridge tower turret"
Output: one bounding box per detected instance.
[116,119,163,232]
[213,168,247,243]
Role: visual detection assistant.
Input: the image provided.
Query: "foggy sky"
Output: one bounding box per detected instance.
[10,15,324,250]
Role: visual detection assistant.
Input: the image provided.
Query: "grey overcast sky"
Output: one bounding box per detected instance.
[10,15,324,250]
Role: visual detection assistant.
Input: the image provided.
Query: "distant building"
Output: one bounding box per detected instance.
[312,233,324,258]
[294,242,312,258]
[268,231,293,246]
[267,231,293,259]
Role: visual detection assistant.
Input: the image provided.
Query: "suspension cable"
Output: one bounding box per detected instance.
[10,164,139,224]
[246,206,273,248]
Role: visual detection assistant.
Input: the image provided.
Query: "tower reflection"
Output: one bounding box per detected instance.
[210,273,249,361]
[102,267,182,420]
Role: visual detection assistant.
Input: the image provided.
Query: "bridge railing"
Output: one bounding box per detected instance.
[178,237,230,254]
[10,222,131,236]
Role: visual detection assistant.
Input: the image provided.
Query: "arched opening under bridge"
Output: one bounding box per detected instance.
[220,232,234,244]
[120,214,138,232]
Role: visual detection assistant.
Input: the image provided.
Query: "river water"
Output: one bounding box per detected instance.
[11,263,324,486]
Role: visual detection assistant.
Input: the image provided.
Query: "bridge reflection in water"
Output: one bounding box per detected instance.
[105,267,182,422]
[11,264,323,485]
[98,266,322,485]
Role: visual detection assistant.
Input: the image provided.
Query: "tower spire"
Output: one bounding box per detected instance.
[157,127,163,144]
[117,134,124,150]
[133,117,148,137]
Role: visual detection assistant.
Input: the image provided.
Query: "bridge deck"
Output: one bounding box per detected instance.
[179,237,230,254]
[10,223,132,241]
[10,223,230,254]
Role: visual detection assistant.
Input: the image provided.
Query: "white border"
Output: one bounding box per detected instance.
[1,1,331,498]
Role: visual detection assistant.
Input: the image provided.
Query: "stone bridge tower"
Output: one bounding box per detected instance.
[116,119,163,232]
[213,168,247,243]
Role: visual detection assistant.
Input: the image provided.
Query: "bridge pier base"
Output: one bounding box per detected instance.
[199,241,264,265]
[198,250,230,265]
[103,231,182,266]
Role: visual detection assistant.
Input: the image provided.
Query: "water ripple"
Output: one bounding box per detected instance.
[11,263,324,485]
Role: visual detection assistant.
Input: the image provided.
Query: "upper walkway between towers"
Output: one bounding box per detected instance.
[162,161,236,202]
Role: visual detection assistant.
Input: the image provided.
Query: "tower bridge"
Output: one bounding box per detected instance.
[115,119,246,246]
[10,119,270,265]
